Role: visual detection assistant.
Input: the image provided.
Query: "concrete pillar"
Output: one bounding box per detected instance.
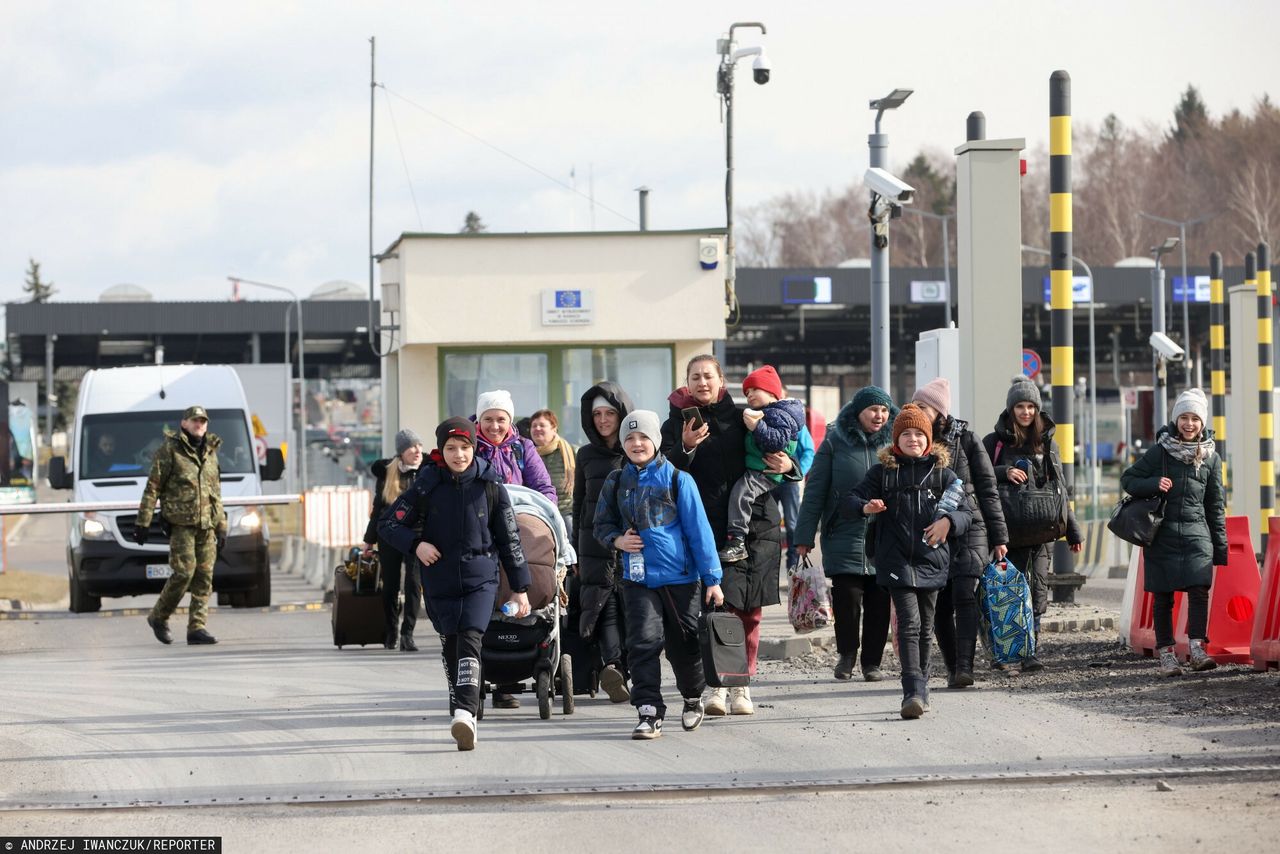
[954,136,1026,425]
[1228,282,1262,551]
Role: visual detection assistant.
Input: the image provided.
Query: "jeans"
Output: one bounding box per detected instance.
[771,480,802,569]
[1154,586,1211,649]
[935,576,980,674]
[830,574,891,669]
[890,587,939,701]
[728,470,776,541]
[379,543,421,636]
[621,581,707,719]
[440,628,483,717]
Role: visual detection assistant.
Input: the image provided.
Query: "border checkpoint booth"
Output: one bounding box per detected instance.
[376,229,729,449]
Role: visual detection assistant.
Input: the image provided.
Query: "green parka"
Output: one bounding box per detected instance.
[1120,426,1227,593]
[793,399,896,576]
[137,428,227,533]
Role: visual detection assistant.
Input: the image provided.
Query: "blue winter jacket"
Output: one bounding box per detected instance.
[379,455,530,635]
[593,453,722,590]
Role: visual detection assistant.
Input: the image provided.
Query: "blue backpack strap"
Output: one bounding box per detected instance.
[511,439,526,471]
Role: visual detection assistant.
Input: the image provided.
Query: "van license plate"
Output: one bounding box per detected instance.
[146,565,174,579]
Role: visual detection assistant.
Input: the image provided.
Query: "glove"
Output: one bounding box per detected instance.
[132,525,149,546]
[216,531,227,554]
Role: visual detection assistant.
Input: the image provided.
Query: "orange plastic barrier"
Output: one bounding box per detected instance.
[1251,517,1280,671]
[1174,516,1259,665]
[1127,549,1185,658]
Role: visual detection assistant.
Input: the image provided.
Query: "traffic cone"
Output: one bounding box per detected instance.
[1174,516,1259,665]
[1127,549,1185,658]
[1251,517,1280,671]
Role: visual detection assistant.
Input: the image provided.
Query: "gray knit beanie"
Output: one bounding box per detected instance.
[395,428,423,456]
[1007,375,1042,412]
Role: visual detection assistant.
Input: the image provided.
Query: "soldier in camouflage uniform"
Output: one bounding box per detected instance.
[136,405,228,646]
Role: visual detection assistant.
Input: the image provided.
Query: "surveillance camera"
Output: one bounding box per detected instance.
[864,167,915,204]
[1149,332,1186,362]
[752,54,771,85]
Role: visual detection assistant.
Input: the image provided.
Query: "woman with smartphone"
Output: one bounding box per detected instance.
[660,354,797,716]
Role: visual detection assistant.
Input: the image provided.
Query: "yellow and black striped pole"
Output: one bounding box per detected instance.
[1049,70,1077,601]
[1209,251,1228,491]
[1259,243,1274,547]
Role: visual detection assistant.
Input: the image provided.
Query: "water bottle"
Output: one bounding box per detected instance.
[501,601,518,617]
[924,479,966,549]
[628,550,646,583]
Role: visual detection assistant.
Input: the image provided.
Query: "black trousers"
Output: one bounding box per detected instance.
[596,587,627,671]
[440,628,483,717]
[1007,545,1050,622]
[1153,586,1211,649]
[830,574,891,669]
[621,581,706,719]
[934,576,980,674]
[378,543,421,636]
[890,588,938,701]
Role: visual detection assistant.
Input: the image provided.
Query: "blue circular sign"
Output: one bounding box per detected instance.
[1022,349,1042,379]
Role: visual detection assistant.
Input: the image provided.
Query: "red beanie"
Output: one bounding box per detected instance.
[743,365,784,400]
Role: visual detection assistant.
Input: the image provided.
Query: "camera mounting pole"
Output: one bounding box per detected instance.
[866,88,912,392]
[718,22,767,324]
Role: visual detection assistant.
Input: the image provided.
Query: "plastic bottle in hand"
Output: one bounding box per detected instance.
[924,479,966,549]
[501,601,519,617]
[627,550,646,583]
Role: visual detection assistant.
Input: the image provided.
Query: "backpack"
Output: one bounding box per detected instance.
[864,463,946,558]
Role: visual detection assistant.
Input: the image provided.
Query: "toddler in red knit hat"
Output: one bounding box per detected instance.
[719,365,805,564]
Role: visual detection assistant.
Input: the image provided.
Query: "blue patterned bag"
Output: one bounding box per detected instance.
[978,559,1036,665]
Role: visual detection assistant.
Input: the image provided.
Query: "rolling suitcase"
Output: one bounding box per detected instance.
[332,549,387,648]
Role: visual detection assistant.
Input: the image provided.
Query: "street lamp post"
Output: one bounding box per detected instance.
[1023,245,1099,513]
[1149,238,1180,438]
[228,276,308,495]
[1139,211,1218,389]
[905,208,953,325]
[868,88,913,391]
[716,22,769,321]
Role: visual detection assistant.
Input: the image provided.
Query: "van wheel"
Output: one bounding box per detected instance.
[68,574,101,614]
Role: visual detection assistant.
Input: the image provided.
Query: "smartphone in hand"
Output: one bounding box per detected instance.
[681,406,704,431]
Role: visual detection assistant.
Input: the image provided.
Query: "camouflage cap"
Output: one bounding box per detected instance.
[183,405,209,421]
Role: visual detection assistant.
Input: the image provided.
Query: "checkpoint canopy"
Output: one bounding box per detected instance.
[376,230,729,450]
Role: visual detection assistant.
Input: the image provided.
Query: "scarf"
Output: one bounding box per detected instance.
[536,435,575,495]
[475,429,525,485]
[1158,431,1214,473]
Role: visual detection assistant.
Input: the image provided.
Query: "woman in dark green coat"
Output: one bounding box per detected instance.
[794,387,897,682]
[1120,389,1227,677]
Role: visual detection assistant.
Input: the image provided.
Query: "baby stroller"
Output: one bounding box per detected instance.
[479,485,578,720]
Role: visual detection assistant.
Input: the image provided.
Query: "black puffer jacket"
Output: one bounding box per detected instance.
[933,417,1008,579]
[842,445,972,590]
[363,458,418,545]
[572,381,633,637]
[379,455,529,635]
[660,387,787,611]
[982,411,1084,547]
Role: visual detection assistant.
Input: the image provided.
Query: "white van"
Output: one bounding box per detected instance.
[48,365,285,612]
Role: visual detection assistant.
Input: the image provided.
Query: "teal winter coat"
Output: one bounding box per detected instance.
[793,399,897,577]
[1120,427,1227,593]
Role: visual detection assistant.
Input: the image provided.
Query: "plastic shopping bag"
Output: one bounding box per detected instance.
[787,556,833,634]
[978,559,1036,665]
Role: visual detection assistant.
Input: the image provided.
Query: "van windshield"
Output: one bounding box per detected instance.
[79,410,256,479]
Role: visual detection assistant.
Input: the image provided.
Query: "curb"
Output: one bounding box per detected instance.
[0,600,328,620]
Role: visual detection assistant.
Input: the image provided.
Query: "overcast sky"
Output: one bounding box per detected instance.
[2,0,1276,304]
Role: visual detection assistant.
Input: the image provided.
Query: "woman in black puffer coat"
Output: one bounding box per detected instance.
[660,354,793,717]
[361,429,425,651]
[911,378,1009,688]
[571,381,634,702]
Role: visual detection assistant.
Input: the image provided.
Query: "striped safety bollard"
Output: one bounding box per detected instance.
[1260,243,1275,551]
[1210,251,1228,491]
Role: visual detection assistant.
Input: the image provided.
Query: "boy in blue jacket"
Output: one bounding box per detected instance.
[594,410,724,740]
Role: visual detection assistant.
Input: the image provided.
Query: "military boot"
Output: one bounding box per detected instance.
[146,615,173,645]
[187,628,218,645]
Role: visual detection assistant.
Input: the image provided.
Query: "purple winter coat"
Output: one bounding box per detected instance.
[475,430,558,503]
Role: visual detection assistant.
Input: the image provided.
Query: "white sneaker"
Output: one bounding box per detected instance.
[705,687,728,716]
[451,710,477,751]
[681,697,705,732]
[728,686,754,715]
[1188,639,1218,672]
[1157,646,1183,678]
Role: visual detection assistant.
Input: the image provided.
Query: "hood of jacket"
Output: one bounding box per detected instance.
[993,409,1059,445]
[581,381,634,448]
[370,457,389,479]
[667,385,731,411]
[833,399,899,449]
[878,443,951,470]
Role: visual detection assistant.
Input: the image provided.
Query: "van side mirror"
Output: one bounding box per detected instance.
[259,448,285,482]
[48,456,72,489]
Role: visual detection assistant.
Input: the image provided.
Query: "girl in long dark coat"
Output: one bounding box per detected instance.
[1120,389,1227,677]
[362,429,425,651]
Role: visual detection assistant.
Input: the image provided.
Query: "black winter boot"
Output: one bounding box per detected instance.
[186,628,218,645]
[833,653,856,681]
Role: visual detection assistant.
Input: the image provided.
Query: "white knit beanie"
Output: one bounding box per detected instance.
[1171,388,1209,425]
[591,395,617,413]
[476,389,516,422]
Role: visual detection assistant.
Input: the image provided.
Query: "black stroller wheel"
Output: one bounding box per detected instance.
[536,670,552,720]
[560,654,575,715]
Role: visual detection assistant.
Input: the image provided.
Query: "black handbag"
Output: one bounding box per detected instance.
[1107,455,1168,547]
[699,607,750,687]
[999,464,1069,548]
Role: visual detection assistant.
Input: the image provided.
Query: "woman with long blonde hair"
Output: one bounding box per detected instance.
[529,408,575,531]
[362,429,425,651]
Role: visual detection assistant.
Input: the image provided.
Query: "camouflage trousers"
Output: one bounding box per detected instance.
[150,525,217,630]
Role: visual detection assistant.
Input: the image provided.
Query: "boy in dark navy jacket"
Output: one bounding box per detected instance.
[594,410,723,740]
[380,417,530,751]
